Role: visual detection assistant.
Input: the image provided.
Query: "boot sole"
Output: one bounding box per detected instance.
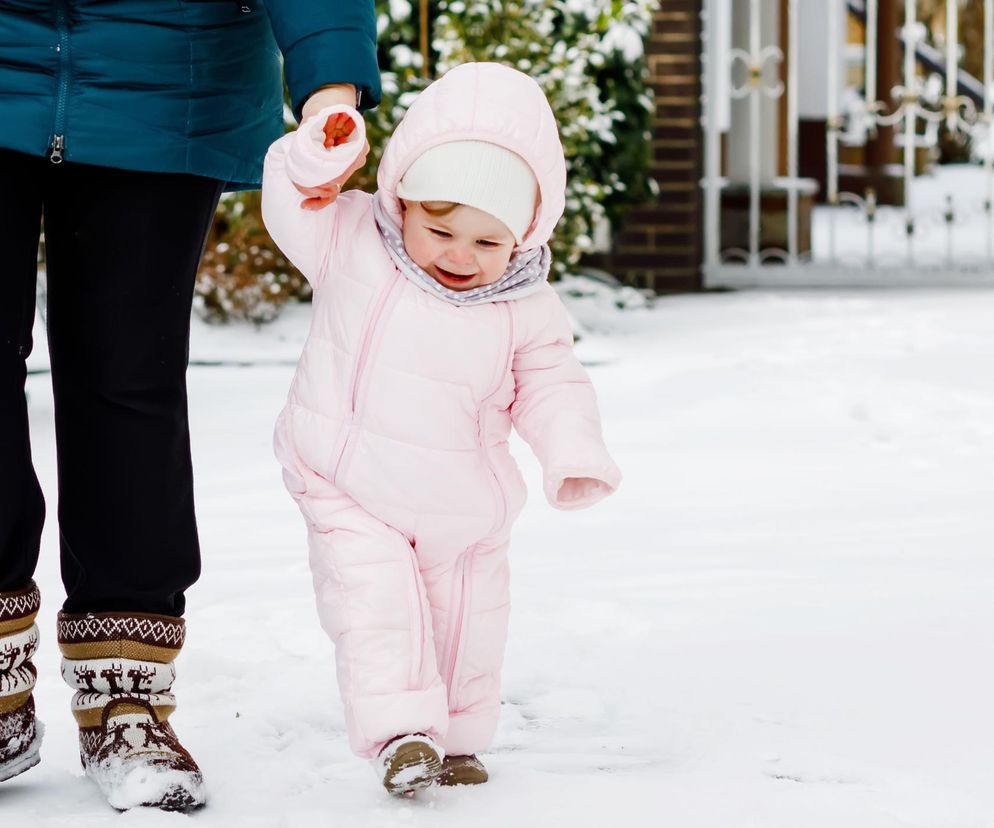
[0,729,43,783]
[140,784,206,813]
[382,740,443,795]
[91,763,207,813]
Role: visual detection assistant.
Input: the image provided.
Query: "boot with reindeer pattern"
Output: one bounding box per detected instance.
[58,611,205,811]
[0,581,43,782]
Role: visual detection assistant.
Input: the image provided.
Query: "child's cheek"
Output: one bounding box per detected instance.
[405,233,434,271]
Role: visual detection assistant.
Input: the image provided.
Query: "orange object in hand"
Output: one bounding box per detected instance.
[323,112,356,148]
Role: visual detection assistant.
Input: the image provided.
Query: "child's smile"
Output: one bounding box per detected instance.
[433,264,477,284]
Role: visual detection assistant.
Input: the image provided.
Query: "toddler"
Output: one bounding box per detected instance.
[262,62,621,795]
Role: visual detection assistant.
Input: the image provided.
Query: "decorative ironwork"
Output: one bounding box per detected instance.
[700,0,994,286]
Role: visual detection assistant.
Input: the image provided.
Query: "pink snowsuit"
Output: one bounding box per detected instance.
[262,63,621,760]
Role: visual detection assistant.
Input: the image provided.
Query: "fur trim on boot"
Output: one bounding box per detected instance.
[0,581,43,782]
[376,734,444,795]
[437,754,488,786]
[58,611,205,812]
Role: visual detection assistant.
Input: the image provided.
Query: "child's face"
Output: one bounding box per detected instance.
[401,200,516,292]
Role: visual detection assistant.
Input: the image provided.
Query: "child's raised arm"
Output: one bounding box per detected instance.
[261,105,369,289]
[511,291,622,510]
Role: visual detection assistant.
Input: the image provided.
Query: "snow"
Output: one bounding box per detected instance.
[388,0,412,23]
[600,22,646,63]
[13,287,994,825]
[813,164,994,268]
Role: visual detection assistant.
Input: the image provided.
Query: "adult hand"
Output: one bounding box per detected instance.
[295,84,369,211]
[300,83,357,123]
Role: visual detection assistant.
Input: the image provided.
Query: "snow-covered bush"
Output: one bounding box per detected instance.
[195,191,310,325]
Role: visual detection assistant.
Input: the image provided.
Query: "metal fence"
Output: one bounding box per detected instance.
[701,0,994,286]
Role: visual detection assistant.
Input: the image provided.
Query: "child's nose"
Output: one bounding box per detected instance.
[447,245,474,265]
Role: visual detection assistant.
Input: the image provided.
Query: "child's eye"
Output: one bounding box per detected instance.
[476,240,499,248]
[428,228,451,238]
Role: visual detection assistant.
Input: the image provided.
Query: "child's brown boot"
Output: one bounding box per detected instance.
[376,733,443,795]
[437,754,488,786]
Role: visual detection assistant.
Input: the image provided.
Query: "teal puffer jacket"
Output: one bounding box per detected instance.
[0,0,381,190]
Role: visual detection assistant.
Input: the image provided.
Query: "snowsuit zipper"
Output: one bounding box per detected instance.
[325,272,425,687]
[444,304,515,709]
[330,273,402,484]
[444,548,473,709]
[407,548,426,687]
[50,0,71,164]
[478,304,514,538]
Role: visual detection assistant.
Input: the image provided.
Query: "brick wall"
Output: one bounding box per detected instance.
[588,2,704,292]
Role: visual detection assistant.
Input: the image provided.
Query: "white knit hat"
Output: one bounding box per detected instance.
[396,141,539,244]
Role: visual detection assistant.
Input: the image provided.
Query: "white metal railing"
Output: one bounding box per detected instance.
[700,0,994,286]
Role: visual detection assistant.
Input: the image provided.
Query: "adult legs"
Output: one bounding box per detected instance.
[0,150,46,593]
[40,161,223,811]
[41,161,223,615]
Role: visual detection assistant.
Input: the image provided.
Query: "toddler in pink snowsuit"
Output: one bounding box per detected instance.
[262,62,621,794]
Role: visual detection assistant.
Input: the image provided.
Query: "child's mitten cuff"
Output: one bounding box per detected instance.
[285,104,366,189]
[545,464,621,511]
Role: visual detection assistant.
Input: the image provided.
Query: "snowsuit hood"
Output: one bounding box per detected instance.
[376,62,568,252]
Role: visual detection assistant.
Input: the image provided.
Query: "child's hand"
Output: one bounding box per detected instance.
[322,111,355,148]
[292,111,370,211]
[557,477,606,504]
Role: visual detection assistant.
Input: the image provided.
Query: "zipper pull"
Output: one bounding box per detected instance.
[50,134,65,164]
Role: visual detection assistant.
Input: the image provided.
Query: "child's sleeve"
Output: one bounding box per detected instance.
[261,104,368,289]
[511,292,622,510]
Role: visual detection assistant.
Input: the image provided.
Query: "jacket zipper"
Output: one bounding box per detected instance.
[50,0,71,164]
[330,273,401,485]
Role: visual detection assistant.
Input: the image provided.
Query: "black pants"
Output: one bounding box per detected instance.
[0,149,224,616]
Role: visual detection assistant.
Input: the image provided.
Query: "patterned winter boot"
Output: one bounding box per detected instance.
[376,734,444,795]
[58,611,205,811]
[437,754,488,786]
[0,581,43,782]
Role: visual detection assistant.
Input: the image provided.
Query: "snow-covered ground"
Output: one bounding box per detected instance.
[11,288,994,826]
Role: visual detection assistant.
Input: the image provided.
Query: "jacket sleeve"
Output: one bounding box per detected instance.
[261,104,368,289]
[264,0,382,118]
[511,293,622,511]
